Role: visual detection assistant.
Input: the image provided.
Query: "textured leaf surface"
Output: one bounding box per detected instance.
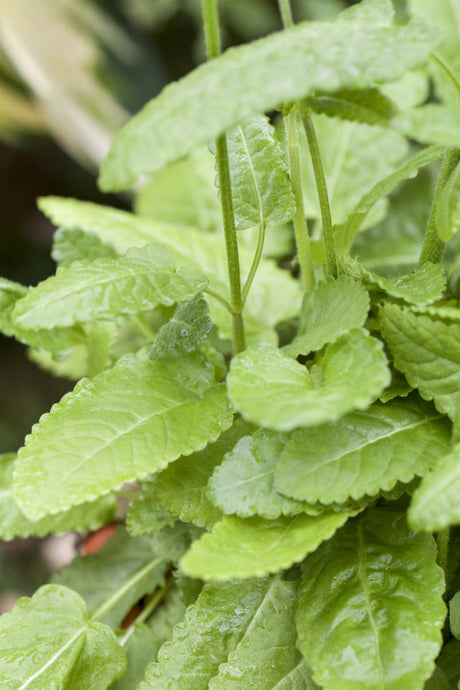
[275,398,451,504]
[14,351,233,520]
[99,1,432,190]
[436,161,460,242]
[126,483,176,537]
[0,584,126,690]
[227,115,295,229]
[409,443,460,532]
[52,527,168,628]
[228,329,389,431]
[341,256,446,304]
[380,304,460,419]
[148,294,212,360]
[297,509,446,690]
[285,275,369,357]
[38,198,301,345]
[0,453,116,541]
[180,511,350,580]
[13,243,207,330]
[208,431,316,519]
[113,622,160,690]
[304,87,397,125]
[140,577,315,689]
[52,227,118,265]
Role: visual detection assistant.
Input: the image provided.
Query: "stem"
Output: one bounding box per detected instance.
[204,287,236,314]
[242,222,265,305]
[436,528,450,575]
[118,579,174,646]
[277,0,294,27]
[202,0,245,353]
[419,149,460,265]
[430,52,460,102]
[303,111,338,278]
[131,315,156,340]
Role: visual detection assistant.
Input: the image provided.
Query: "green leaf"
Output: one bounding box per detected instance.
[0,277,26,335]
[180,511,351,580]
[408,442,460,532]
[13,243,207,330]
[297,509,446,690]
[99,1,433,191]
[52,227,118,265]
[13,351,234,520]
[450,592,460,640]
[113,622,160,690]
[38,198,302,346]
[303,87,397,125]
[380,303,460,419]
[151,419,253,529]
[275,397,451,505]
[436,161,460,242]
[436,639,460,689]
[424,665,450,690]
[52,527,168,628]
[0,584,126,689]
[148,294,212,360]
[208,431,319,519]
[284,275,370,357]
[140,577,316,689]
[0,453,116,541]
[340,256,446,305]
[392,105,460,148]
[228,328,390,431]
[126,484,176,537]
[226,115,295,230]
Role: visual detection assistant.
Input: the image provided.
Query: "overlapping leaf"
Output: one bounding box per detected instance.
[392,105,460,148]
[52,227,118,265]
[0,585,126,689]
[180,511,351,580]
[228,328,389,431]
[297,509,446,690]
[13,351,233,520]
[148,294,212,360]
[435,161,460,242]
[275,397,451,505]
[98,0,433,190]
[303,87,397,125]
[114,622,160,690]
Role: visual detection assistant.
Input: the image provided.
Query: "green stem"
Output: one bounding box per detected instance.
[131,315,156,340]
[430,52,460,102]
[204,287,236,314]
[303,111,338,278]
[202,0,245,353]
[419,149,460,265]
[118,579,174,646]
[277,0,294,27]
[436,528,450,576]
[242,222,265,305]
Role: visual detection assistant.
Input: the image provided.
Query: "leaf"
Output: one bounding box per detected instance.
[140,577,315,689]
[52,527,168,628]
[424,665,450,690]
[13,243,207,330]
[340,256,446,305]
[226,115,295,230]
[0,453,116,541]
[228,328,390,431]
[0,277,26,335]
[13,350,234,520]
[114,622,160,690]
[208,431,318,519]
[126,484,176,537]
[380,303,460,419]
[179,511,351,580]
[392,105,460,148]
[436,161,460,242]
[275,397,451,505]
[303,87,397,125]
[151,419,253,529]
[52,227,118,265]
[98,1,433,190]
[148,294,212,360]
[38,197,302,346]
[408,443,460,532]
[296,508,446,690]
[284,275,370,357]
[450,592,460,641]
[436,639,460,689]
[0,584,126,689]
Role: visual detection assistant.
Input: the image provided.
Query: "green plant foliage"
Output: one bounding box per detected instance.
[296,509,446,690]
[13,351,233,520]
[114,622,160,690]
[275,397,451,504]
[148,294,212,360]
[99,0,433,191]
[228,328,390,430]
[0,585,126,689]
[392,105,460,148]
[303,87,397,125]
[435,161,460,242]
[52,228,118,265]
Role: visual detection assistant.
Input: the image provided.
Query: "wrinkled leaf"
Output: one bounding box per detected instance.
[52,227,118,266]
[303,87,397,125]
[148,294,212,360]
[126,483,176,537]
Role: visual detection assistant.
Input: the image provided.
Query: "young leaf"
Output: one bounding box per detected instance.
[52,227,118,265]
[180,511,351,580]
[126,483,176,537]
[226,115,295,230]
[435,160,460,242]
[0,277,26,334]
[296,509,446,690]
[284,275,370,357]
[228,328,389,431]
[408,443,460,532]
[380,304,460,419]
[303,87,397,125]
[275,397,451,505]
[0,584,126,689]
[148,294,212,360]
[13,243,207,330]
[99,2,433,191]
[13,351,234,520]
[0,453,116,541]
[340,256,446,305]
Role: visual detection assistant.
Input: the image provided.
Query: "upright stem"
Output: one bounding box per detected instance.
[303,111,338,277]
[277,0,294,27]
[202,0,245,352]
[419,149,460,266]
